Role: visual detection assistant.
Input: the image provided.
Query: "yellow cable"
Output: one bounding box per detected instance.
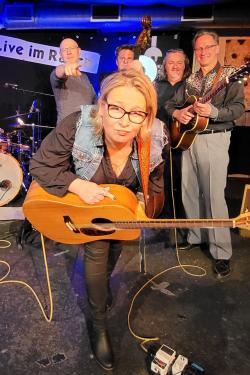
[169,148,206,277]
[0,233,53,323]
[128,149,207,351]
[0,240,11,248]
[128,263,206,352]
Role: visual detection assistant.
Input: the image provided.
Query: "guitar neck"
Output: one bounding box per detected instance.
[200,63,250,104]
[200,79,227,104]
[91,218,235,230]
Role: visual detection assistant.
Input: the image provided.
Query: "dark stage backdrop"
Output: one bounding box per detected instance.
[0,30,184,135]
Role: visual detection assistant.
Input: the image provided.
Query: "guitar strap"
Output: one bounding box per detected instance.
[137,132,151,275]
[137,133,151,209]
[210,66,223,91]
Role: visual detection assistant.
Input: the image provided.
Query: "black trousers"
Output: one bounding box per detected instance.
[84,240,122,325]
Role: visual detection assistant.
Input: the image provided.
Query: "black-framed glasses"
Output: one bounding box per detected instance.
[61,46,78,53]
[194,44,217,53]
[107,103,148,124]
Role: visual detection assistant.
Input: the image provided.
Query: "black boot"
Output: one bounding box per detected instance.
[83,240,118,370]
[89,323,114,371]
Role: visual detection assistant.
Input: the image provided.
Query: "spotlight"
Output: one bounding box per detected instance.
[17,118,24,125]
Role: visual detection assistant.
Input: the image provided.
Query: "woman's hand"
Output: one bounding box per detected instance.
[68,179,114,204]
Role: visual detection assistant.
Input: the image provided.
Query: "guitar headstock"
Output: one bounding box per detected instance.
[228,62,250,84]
[235,211,250,229]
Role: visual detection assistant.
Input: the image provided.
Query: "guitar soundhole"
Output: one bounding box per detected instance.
[92,217,112,224]
[82,217,115,237]
[181,118,196,132]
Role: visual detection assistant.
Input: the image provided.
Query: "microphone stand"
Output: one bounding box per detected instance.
[7,86,54,97]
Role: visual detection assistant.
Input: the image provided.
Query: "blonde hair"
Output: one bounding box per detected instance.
[92,69,157,139]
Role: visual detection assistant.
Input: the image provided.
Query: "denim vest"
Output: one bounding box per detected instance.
[72,105,168,185]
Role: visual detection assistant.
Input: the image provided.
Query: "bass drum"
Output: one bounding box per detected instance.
[0,153,23,206]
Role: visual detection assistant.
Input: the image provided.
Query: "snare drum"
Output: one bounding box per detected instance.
[9,142,31,162]
[0,153,23,206]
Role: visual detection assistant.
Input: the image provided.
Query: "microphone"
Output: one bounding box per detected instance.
[4,82,18,88]
[0,180,12,189]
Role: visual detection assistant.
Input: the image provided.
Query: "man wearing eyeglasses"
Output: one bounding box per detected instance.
[165,30,245,279]
[50,38,96,124]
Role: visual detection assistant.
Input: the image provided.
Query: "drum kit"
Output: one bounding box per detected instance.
[0,115,54,207]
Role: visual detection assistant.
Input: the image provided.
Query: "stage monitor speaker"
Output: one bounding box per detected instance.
[181,5,214,21]
[90,5,121,22]
[240,184,250,238]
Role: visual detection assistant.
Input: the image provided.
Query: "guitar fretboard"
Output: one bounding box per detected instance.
[201,79,227,104]
[92,218,234,229]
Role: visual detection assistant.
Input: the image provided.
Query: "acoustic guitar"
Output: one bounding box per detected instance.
[170,62,250,150]
[23,181,250,245]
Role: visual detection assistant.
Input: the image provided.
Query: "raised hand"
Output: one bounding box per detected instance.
[64,62,82,77]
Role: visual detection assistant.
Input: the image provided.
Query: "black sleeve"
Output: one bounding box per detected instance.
[149,161,164,194]
[29,111,81,196]
[164,82,187,118]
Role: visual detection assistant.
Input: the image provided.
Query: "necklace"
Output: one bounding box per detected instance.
[106,144,132,177]
[109,156,129,177]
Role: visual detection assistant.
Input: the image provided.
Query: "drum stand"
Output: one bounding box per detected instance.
[14,127,31,193]
[1,89,53,249]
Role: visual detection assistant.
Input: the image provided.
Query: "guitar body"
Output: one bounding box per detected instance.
[23,182,143,244]
[23,181,250,244]
[169,62,250,150]
[170,95,209,150]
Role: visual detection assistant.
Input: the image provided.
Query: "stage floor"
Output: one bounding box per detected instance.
[0,177,250,375]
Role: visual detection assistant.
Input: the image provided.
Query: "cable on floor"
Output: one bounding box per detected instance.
[128,148,207,351]
[0,233,53,323]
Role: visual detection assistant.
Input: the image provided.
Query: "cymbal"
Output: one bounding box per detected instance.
[1,112,37,120]
[18,123,55,129]
[8,123,55,129]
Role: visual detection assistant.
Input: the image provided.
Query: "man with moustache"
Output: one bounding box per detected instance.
[156,49,191,225]
[165,30,245,278]
[156,48,191,125]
